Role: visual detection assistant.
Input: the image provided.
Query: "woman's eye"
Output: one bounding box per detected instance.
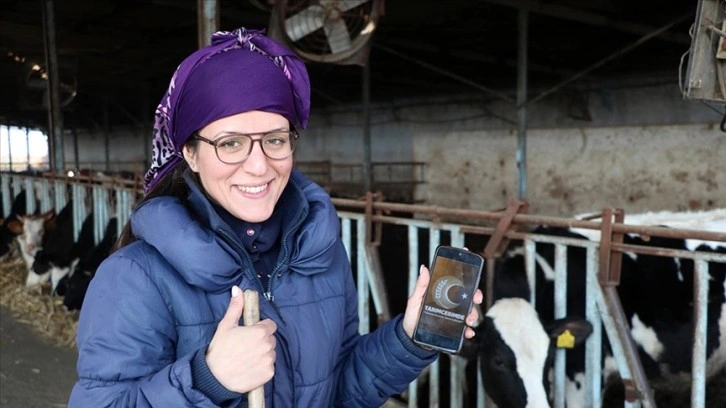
[219,138,243,149]
[266,137,285,146]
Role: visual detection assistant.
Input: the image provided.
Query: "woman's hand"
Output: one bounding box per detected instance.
[205,286,277,393]
[402,265,484,340]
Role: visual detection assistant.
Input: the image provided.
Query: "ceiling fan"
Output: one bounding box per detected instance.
[268,0,383,65]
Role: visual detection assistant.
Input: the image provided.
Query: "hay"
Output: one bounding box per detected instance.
[0,255,79,349]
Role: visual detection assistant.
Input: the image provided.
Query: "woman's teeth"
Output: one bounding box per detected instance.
[238,183,267,193]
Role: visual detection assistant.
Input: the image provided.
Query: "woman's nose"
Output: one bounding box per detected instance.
[242,140,269,174]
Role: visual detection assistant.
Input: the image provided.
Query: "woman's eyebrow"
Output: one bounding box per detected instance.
[211,127,291,137]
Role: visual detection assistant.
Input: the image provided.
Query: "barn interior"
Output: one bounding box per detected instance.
[1,2,726,407]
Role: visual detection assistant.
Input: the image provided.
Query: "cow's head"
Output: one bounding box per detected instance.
[473,298,592,408]
[17,210,54,256]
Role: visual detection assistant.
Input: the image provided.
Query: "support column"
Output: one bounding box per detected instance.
[41,0,64,173]
[516,10,529,201]
[198,0,220,47]
[362,61,372,193]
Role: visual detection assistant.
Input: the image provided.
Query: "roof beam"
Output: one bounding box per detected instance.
[480,0,692,45]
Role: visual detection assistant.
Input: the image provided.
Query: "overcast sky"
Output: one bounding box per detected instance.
[0,126,49,171]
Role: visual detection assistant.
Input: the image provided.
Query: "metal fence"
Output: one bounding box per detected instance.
[2,171,725,408]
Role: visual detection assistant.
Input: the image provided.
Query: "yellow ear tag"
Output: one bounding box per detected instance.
[556,329,575,349]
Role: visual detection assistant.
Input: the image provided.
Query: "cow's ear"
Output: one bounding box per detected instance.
[544,317,593,349]
[41,209,55,222]
[6,219,23,234]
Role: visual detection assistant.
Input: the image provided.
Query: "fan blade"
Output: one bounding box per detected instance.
[324,19,352,53]
[285,5,326,42]
[319,0,370,12]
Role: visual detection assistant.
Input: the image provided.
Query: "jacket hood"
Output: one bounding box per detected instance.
[130,170,340,292]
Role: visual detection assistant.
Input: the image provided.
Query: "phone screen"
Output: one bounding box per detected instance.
[413,246,484,353]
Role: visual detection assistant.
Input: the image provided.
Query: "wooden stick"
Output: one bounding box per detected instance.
[243,290,265,408]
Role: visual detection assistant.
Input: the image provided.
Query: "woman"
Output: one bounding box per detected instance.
[69,27,482,407]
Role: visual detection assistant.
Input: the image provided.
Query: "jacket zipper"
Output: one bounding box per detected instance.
[218,201,309,407]
[216,228,291,324]
[264,205,308,319]
[216,230,269,296]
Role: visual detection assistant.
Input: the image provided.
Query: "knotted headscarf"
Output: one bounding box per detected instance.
[143,27,310,193]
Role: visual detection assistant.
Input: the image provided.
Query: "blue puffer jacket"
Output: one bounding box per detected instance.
[69,170,436,407]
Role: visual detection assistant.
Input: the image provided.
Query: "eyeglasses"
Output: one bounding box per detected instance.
[194,129,298,164]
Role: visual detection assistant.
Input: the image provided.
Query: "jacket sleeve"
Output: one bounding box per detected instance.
[68,253,237,408]
[333,247,438,407]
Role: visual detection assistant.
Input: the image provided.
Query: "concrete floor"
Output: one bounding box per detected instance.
[0,306,77,408]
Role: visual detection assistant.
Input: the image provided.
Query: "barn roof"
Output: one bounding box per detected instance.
[0,0,698,131]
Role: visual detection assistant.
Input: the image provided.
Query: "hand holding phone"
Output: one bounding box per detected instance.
[412,246,484,353]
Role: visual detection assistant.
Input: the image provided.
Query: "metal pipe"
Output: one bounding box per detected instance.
[41,0,64,173]
[104,97,110,171]
[602,286,656,407]
[691,259,709,408]
[407,224,420,408]
[585,247,603,408]
[72,128,79,171]
[553,243,568,408]
[25,127,30,171]
[363,61,373,192]
[1,174,11,217]
[197,0,219,48]
[429,229,441,408]
[358,226,371,332]
[6,126,12,171]
[54,180,66,213]
[516,9,529,201]
[450,228,465,407]
[24,178,35,214]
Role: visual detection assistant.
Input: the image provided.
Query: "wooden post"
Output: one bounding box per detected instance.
[243,290,265,408]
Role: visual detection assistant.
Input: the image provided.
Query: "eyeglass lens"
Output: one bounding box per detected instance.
[215,131,295,163]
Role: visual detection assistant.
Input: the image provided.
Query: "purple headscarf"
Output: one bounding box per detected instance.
[143,27,310,193]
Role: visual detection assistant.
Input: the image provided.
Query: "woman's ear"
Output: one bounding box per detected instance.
[182,145,198,172]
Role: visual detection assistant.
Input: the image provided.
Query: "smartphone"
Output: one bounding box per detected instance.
[413,246,484,353]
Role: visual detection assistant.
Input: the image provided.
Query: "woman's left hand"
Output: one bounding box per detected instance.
[402,265,484,339]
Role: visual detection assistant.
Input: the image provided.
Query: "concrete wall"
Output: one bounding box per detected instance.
[413,123,723,216]
[298,81,724,216]
[62,127,148,174]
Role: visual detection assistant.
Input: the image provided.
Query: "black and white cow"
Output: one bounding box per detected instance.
[466,209,726,407]
[19,209,55,286]
[474,297,592,408]
[31,201,96,293]
[58,217,118,311]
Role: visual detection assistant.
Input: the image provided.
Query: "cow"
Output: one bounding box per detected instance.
[0,190,28,260]
[474,297,593,408]
[18,210,55,287]
[32,201,96,295]
[465,209,726,407]
[58,217,118,311]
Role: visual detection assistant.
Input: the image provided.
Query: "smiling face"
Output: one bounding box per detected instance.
[183,110,293,223]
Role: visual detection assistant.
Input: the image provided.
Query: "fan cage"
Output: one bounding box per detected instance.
[276,0,380,63]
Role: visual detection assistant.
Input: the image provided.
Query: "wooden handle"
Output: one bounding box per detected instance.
[243,290,265,408]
